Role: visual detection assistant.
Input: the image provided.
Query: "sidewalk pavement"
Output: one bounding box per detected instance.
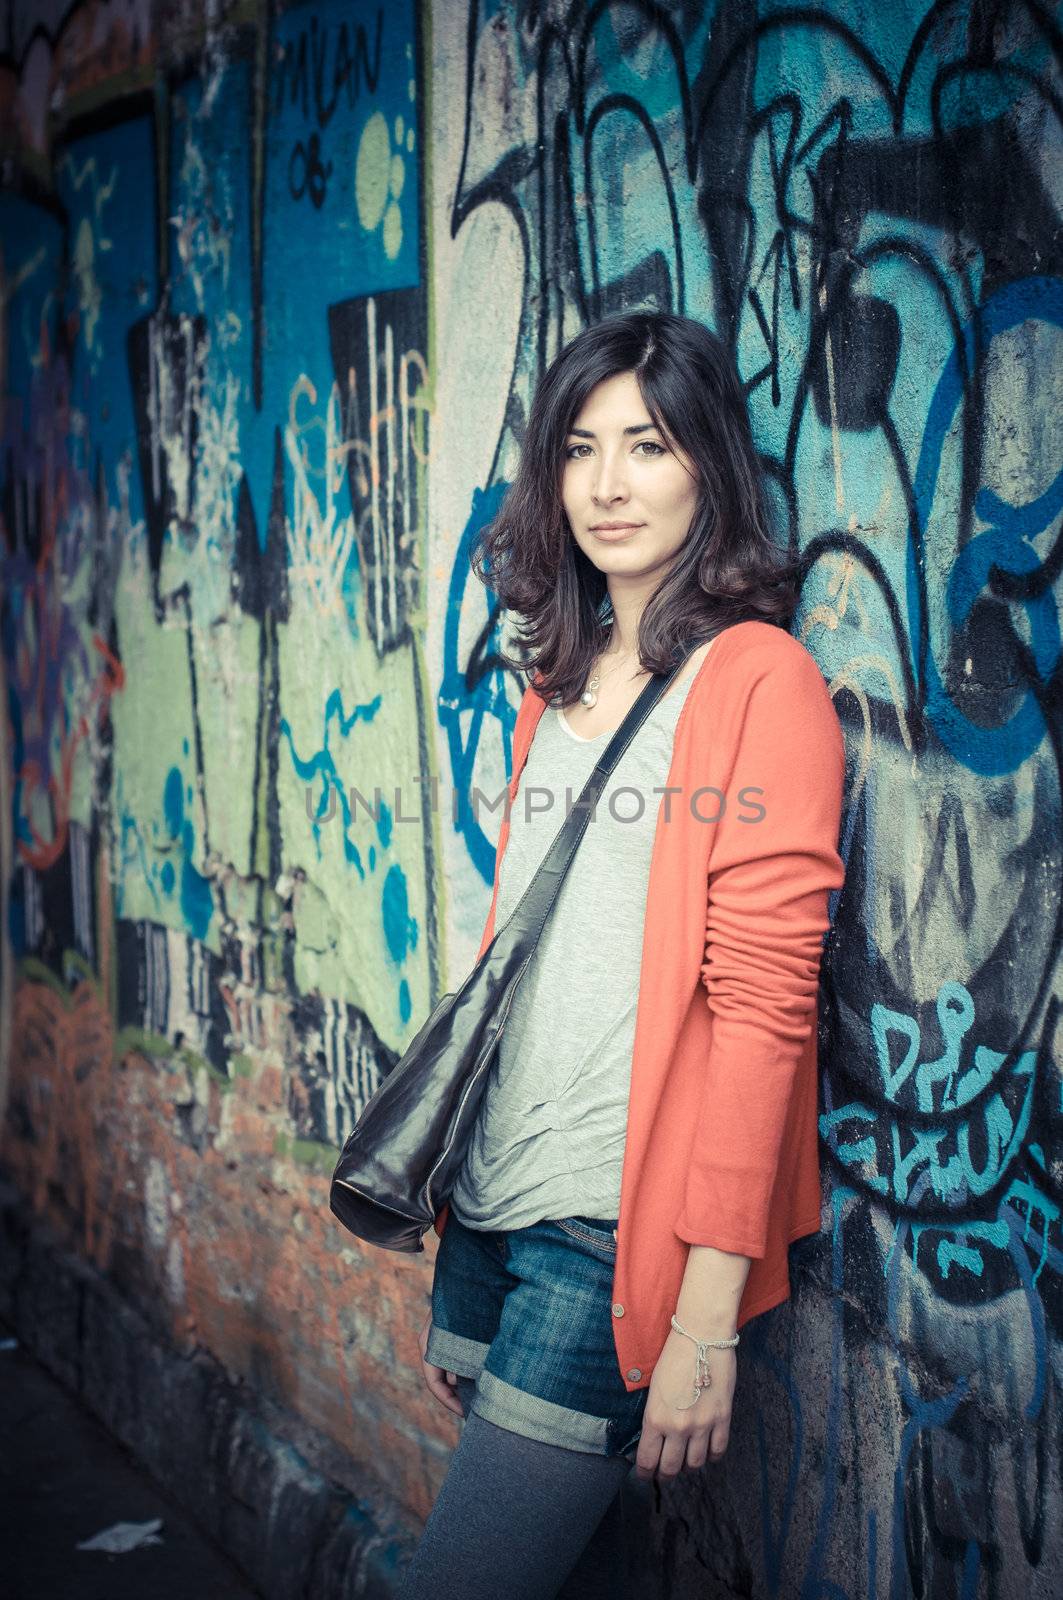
[0,1314,261,1599]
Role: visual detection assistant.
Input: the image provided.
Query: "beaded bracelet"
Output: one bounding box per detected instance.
[669,1314,739,1409]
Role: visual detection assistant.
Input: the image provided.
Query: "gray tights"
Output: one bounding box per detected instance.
[397,1375,638,1599]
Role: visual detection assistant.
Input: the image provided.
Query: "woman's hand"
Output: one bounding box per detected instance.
[417,1310,464,1417]
[633,1327,736,1480]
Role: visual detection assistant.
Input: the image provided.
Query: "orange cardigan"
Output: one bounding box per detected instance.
[433,619,847,1393]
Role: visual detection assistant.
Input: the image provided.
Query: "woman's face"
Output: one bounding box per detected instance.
[560,370,700,588]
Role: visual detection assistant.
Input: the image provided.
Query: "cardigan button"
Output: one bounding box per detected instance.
[627,1367,642,1381]
[611,1302,624,1317]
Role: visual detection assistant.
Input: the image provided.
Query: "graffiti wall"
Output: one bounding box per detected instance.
[2,0,1060,1594]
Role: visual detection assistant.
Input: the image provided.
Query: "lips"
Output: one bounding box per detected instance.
[590,523,643,539]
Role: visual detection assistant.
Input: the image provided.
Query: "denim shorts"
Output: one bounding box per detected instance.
[425,1207,648,1459]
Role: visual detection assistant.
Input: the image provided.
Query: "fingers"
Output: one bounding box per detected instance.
[418,1318,466,1418]
[655,1436,690,1480]
[708,1421,730,1460]
[422,1360,465,1416]
[634,1416,726,1481]
[634,1421,662,1481]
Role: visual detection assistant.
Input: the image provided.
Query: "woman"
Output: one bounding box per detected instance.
[398,312,847,1598]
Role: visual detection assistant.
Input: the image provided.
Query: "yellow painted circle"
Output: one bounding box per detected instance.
[383,199,403,260]
[355,111,390,233]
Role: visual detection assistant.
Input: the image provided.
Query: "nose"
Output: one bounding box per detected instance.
[592,448,629,506]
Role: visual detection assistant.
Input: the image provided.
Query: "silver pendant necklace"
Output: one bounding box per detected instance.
[580,646,646,708]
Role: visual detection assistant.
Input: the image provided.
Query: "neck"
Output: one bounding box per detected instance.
[602,592,645,658]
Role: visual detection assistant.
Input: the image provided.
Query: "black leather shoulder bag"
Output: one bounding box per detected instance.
[329,646,693,1252]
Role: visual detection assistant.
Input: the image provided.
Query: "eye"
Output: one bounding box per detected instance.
[565,443,592,459]
[635,440,666,457]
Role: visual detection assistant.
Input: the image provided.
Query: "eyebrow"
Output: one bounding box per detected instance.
[567,423,661,438]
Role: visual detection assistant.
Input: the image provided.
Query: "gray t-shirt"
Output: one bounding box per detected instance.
[449,667,698,1230]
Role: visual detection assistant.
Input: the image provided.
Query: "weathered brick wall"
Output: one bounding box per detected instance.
[1,3,1060,1596]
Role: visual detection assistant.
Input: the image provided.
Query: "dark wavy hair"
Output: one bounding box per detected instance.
[471,311,801,706]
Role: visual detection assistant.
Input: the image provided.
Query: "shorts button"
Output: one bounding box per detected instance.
[627,1367,642,1381]
[611,1302,624,1317]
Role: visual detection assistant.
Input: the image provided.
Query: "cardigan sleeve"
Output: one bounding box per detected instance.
[673,641,846,1259]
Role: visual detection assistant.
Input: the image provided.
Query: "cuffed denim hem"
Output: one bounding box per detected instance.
[426,1321,619,1454]
[471,1368,612,1455]
[425,1322,490,1377]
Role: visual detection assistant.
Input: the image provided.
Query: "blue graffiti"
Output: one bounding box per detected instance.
[280,687,382,873]
[911,276,1063,775]
[440,481,518,886]
[821,980,1047,1295]
[160,766,213,939]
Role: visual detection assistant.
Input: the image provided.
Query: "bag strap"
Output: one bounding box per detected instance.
[494,642,698,946]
